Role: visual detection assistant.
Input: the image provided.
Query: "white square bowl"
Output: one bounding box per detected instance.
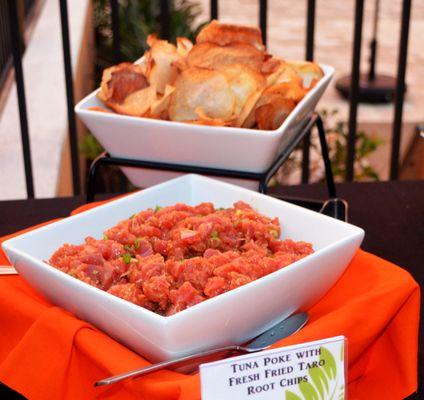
[75,64,334,189]
[2,175,363,362]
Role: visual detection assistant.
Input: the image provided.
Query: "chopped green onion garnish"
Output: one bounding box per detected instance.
[122,253,132,264]
[129,214,136,219]
[134,237,141,250]
[124,245,132,252]
[154,205,162,213]
[210,237,221,246]
[217,207,225,211]
[210,230,219,239]
[271,229,279,238]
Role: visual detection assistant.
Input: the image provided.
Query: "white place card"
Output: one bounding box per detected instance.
[200,336,346,400]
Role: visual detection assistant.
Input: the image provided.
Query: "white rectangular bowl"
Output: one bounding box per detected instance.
[2,175,363,362]
[75,64,334,189]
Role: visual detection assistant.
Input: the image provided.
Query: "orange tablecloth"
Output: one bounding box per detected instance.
[0,201,420,400]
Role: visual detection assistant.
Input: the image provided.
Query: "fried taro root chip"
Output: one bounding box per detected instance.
[216,64,266,126]
[255,94,296,130]
[189,107,235,126]
[287,60,324,89]
[150,84,175,119]
[264,59,302,87]
[196,19,265,51]
[108,86,157,117]
[264,82,306,104]
[243,84,299,130]
[98,63,149,104]
[261,57,282,75]
[176,37,194,57]
[144,34,182,94]
[98,62,157,117]
[87,106,113,114]
[94,20,325,130]
[186,42,265,72]
[185,119,230,126]
[169,67,235,122]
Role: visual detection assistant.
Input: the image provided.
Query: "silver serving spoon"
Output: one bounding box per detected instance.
[95,312,309,387]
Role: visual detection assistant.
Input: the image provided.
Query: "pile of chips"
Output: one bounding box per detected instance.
[94,20,324,130]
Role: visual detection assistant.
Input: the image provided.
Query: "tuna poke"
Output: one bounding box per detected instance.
[49,201,313,316]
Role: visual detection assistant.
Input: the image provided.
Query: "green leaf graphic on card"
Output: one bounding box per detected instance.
[338,384,345,400]
[320,346,337,380]
[285,391,303,400]
[309,365,329,398]
[299,381,320,400]
[284,344,345,400]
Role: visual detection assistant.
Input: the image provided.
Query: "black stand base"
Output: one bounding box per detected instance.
[335,73,401,103]
[86,113,348,221]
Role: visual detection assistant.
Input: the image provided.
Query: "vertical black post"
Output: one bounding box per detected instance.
[305,0,315,61]
[210,0,218,20]
[160,0,171,40]
[59,0,81,195]
[316,116,336,199]
[301,132,311,183]
[368,42,377,81]
[390,0,411,180]
[368,0,380,81]
[301,0,316,184]
[110,0,121,63]
[259,0,267,45]
[7,0,34,198]
[346,0,364,182]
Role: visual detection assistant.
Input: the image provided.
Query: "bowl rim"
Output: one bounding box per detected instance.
[2,174,364,324]
[3,233,360,324]
[75,63,335,137]
[3,234,359,327]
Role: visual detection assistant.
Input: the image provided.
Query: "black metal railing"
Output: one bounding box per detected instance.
[7,0,34,198]
[5,0,413,199]
[58,0,81,194]
[301,0,316,184]
[1,0,36,89]
[24,0,36,15]
[390,0,411,180]
[346,0,365,182]
[0,1,12,89]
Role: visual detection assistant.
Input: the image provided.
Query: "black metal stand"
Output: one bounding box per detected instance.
[335,73,398,104]
[86,113,348,221]
[335,0,400,104]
